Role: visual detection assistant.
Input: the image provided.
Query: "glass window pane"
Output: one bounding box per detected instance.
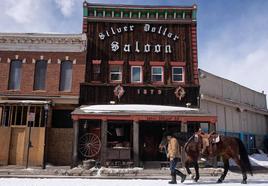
[152,67,162,74]
[173,75,182,81]
[8,60,22,90]
[152,75,162,82]
[110,65,122,81]
[173,67,182,74]
[132,67,141,82]
[34,60,47,90]
[111,74,121,81]
[59,61,72,91]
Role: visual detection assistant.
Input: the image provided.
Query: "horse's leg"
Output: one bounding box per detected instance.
[193,160,200,182]
[233,156,247,184]
[217,157,229,183]
[185,158,192,175]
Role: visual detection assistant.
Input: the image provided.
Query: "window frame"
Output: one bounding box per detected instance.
[109,64,123,83]
[172,67,184,83]
[59,60,73,92]
[33,60,47,91]
[130,66,143,83]
[151,66,164,83]
[8,60,22,90]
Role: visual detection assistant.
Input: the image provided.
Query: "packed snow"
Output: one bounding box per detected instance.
[0,178,268,186]
[229,151,268,167]
[81,104,198,113]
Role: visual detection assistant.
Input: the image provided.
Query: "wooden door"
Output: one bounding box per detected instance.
[9,128,25,165]
[28,128,45,166]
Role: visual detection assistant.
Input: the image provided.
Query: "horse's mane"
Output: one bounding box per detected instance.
[172,132,193,146]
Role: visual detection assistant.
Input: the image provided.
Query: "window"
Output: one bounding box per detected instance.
[110,65,122,82]
[92,64,101,81]
[8,60,22,90]
[34,60,47,90]
[59,61,72,91]
[131,66,142,83]
[151,66,163,83]
[172,67,184,82]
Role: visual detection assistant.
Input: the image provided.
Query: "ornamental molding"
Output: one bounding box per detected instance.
[7,57,26,63]
[174,86,186,100]
[114,84,125,100]
[0,33,87,52]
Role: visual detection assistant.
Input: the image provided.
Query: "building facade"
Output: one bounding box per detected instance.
[71,2,216,167]
[199,69,268,152]
[0,33,87,166]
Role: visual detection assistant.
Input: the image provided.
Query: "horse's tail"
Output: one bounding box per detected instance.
[236,138,253,176]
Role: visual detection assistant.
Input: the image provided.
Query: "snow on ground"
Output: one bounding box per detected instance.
[0,178,268,186]
[81,104,198,113]
[229,152,268,167]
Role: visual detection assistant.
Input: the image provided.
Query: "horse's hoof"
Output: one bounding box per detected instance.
[217,179,223,183]
[241,180,247,184]
[194,177,199,182]
[189,174,195,180]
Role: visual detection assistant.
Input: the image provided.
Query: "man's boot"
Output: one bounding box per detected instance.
[175,169,186,183]
[168,172,177,184]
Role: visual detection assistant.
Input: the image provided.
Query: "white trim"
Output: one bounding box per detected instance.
[109,65,123,82]
[151,66,164,83]
[172,67,184,83]
[131,66,142,83]
[73,59,77,64]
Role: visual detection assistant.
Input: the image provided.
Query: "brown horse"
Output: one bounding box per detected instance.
[159,132,203,182]
[199,132,253,184]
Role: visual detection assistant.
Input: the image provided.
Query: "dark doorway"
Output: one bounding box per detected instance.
[140,121,181,161]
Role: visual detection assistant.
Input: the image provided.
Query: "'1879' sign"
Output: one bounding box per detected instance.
[98,24,181,54]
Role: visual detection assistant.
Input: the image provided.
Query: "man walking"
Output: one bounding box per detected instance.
[165,132,186,184]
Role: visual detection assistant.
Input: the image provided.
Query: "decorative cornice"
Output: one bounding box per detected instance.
[0,33,87,52]
[83,3,197,22]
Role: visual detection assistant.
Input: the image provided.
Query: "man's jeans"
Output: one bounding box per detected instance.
[170,158,178,174]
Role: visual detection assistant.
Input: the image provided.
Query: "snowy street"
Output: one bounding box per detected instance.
[0,178,268,186]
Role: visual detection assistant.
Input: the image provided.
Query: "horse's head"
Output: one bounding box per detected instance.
[159,136,167,153]
[198,131,220,157]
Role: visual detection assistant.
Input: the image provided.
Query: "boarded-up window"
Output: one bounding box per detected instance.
[8,60,22,90]
[59,61,72,91]
[92,64,101,81]
[34,60,47,90]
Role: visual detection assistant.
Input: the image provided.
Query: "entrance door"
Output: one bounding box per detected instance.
[140,123,165,161]
[9,128,25,165]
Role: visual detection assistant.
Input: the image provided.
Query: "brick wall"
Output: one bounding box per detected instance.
[47,128,73,165]
[0,51,86,96]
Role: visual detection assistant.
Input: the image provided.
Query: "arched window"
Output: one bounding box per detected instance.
[8,60,22,90]
[34,60,47,90]
[59,61,72,91]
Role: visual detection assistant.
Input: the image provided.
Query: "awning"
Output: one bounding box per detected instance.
[72,104,217,123]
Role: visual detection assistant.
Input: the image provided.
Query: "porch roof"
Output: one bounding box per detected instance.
[72,104,217,123]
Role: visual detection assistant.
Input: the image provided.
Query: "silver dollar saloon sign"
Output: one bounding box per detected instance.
[111,41,119,52]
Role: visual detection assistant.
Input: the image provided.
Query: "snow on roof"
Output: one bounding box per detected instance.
[0,100,50,104]
[80,104,198,113]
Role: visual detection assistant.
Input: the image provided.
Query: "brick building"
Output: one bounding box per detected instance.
[0,33,87,166]
[0,2,267,168]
